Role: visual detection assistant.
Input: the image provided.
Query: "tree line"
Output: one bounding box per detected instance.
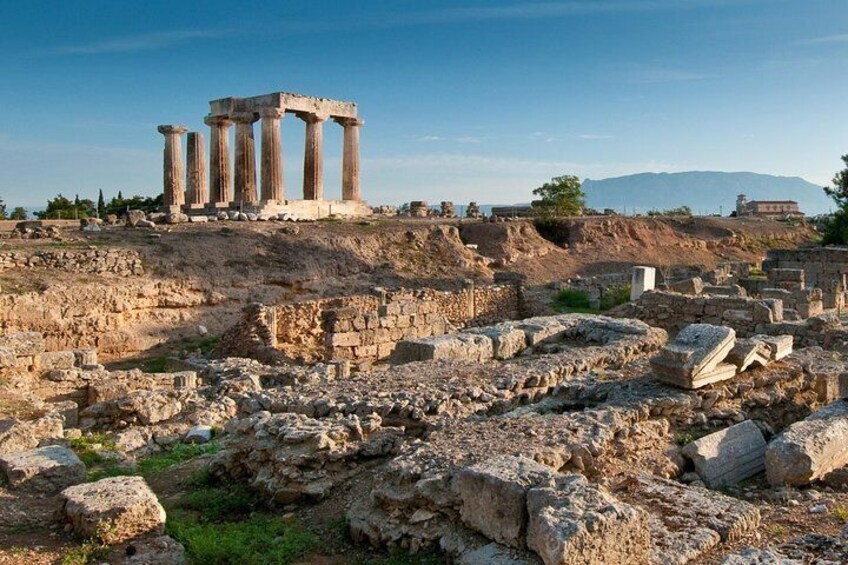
[0,190,162,221]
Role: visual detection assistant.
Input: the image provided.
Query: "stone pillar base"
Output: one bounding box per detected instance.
[161,205,183,215]
[182,203,207,212]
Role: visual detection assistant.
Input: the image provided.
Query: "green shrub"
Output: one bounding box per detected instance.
[69,433,116,467]
[553,289,592,311]
[599,285,631,310]
[174,484,260,523]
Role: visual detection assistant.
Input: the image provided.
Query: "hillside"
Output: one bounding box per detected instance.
[582,171,834,216]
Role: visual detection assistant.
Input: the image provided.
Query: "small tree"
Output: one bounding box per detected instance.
[35,193,96,219]
[0,198,6,220]
[97,189,105,218]
[823,155,848,244]
[531,175,585,216]
[9,207,27,220]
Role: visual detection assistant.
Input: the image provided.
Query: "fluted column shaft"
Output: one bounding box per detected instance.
[260,109,285,202]
[204,115,233,205]
[336,117,364,201]
[185,132,208,205]
[232,112,259,204]
[157,125,188,207]
[301,113,327,200]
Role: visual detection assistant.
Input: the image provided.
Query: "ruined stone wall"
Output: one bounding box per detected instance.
[0,248,144,277]
[223,284,522,364]
[621,290,841,347]
[764,247,848,289]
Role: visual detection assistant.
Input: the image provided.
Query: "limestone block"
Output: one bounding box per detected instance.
[631,266,656,301]
[457,455,557,548]
[766,400,848,486]
[0,445,85,492]
[516,318,568,346]
[123,535,186,564]
[650,324,736,389]
[465,324,528,360]
[0,414,64,454]
[681,420,767,488]
[0,347,16,368]
[73,349,98,369]
[0,332,45,356]
[61,476,166,543]
[669,276,704,296]
[726,339,772,373]
[172,371,198,389]
[751,334,792,361]
[184,425,213,444]
[54,400,79,427]
[36,350,76,371]
[329,332,361,347]
[526,474,651,565]
[720,548,801,564]
[391,334,494,365]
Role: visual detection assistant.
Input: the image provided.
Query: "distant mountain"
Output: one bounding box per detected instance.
[582,171,834,216]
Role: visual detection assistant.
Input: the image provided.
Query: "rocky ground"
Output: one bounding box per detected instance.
[1,216,841,564]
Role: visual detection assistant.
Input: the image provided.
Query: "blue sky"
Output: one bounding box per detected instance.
[1,0,847,208]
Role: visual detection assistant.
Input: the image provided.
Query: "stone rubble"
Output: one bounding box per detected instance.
[0,445,85,492]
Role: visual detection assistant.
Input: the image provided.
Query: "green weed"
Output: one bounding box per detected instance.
[599,285,631,310]
[166,511,318,564]
[553,289,592,312]
[142,357,168,373]
[137,442,219,476]
[69,433,117,467]
[833,505,848,523]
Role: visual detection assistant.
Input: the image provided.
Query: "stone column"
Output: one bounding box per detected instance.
[631,266,656,301]
[157,125,188,208]
[334,117,364,201]
[185,132,208,207]
[260,108,285,202]
[300,113,328,200]
[232,112,259,205]
[204,115,233,206]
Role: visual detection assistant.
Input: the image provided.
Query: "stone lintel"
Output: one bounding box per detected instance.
[230,111,259,124]
[210,91,357,119]
[297,111,329,124]
[259,107,286,119]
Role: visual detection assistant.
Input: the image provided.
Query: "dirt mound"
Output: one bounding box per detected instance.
[460,221,558,265]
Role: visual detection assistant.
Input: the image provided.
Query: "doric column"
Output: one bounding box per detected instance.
[185,132,208,206]
[204,115,232,205]
[300,113,328,200]
[157,125,188,207]
[232,112,259,204]
[260,108,285,202]
[334,117,364,201]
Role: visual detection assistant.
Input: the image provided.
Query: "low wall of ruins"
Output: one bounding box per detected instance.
[217,283,524,365]
[0,248,144,277]
[621,290,841,347]
[764,247,848,289]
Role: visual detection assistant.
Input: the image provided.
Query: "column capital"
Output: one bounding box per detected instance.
[259,107,286,120]
[333,116,364,127]
[297,112,329,124]
[203,114,232,127]
[157,124,188,135]
[230,111,259,124]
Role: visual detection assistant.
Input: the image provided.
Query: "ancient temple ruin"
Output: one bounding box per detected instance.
[157,91,371,219]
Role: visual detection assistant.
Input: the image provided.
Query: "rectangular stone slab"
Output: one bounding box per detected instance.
[650,324,735,380]
[682,420,767,488]
[726,339,772,373]
[766,399,848,486]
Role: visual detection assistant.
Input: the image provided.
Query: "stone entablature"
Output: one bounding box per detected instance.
[157,90,368,220]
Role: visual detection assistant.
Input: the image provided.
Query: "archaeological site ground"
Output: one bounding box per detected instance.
[4,184,848,565]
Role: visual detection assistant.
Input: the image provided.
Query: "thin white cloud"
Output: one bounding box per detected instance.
[456,136,483,144]
[364,153,685,179]
[418,135,446,142]
[618,68,717,84]
[46,29,222,56]
[577,134,615,140]
[799,33,848,45]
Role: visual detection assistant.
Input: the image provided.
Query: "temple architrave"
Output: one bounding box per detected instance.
[157,91,370,219]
